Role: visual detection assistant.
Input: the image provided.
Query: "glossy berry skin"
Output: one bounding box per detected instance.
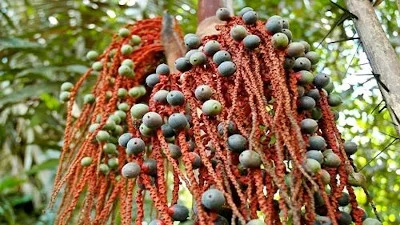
[216,8,231,21]
[195,85,213,101]
[306,150,324,164]
[239,150,262,168]
[213,50,232,66]
[243,35,261,49]
[344,141,358,155]
[293,57,312,71]
[155,63,170,75]
[121,162,141,178]
[145,73,160,88]
[126,137,146,155]
[313,73,330,89]
[166,90,185,106]
[169,204,189,221]
[168,113,188,130]
[202,99,222,116]
[174,57,192,72]
[242,11,257,24]
[142,112,163,128]
[118,133,132,147]
[228,134,247,153]
[230,25,247,41]
[201,189,226,210]
[308,136,327,150]
[218,61,236,77]
[299,96,316,111]
[265,18,283,34]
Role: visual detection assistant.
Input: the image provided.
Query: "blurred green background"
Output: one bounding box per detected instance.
[0,0,399,224]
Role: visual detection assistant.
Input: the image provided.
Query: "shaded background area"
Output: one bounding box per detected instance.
[0,0,399,224]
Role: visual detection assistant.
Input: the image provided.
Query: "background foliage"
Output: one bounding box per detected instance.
[0,0,399,224]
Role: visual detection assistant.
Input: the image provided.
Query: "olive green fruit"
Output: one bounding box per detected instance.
[299,96,316,111]
[195,85,213,101]
[272,33,289,49]
[293,57,312,71]
[145,73,160,88]
[130,35,141,45]
[130,103,149,119]
[139,123,155,137]
[298,70,314,85]
[118,102,130,112]
[213,50,232,65]
[189,51,207,66]
[59,91,70,102]
[61,82,74,91]
[126,137,145,155]
[168,113,188,130]
[201,189,226,210]
[338,192,350,206]
[323,153,341,168]
[306,51,320,65]
[99,164,110,174]
[297,86,305,97]
[216,8,231,21]
[202,99,222,116]
[344,141,358,155]
[156,63,169,75]
[301,118,318,134]
[230,25,247,41]
[281,29,292,42]
[242,11,257,24]
[204,40,221,56]
[113,125,123,135]
[338,211,352,225]
[174,57,192,72]
[306,89,321,101]
[81,157,93,167]
[363,218,382,225]
[328,94,342,107]
[114,110,126,120]
[153,89,169,103]
[88,123,100,133]
[239,150,262,168]
[287,42,305,58]
[121,59,134,67]
[284,57,295,70]
[121,44,133,55]
[121,162,141,178]
[105,91,112,100]
[103,143,117,154]
[128,85,146,98]
[118,27,130,37]
[218,61,236,77]
[308,135,326,150]
[117,88,128,98]
[348,172,366,187]
[243,34,261,49]
[265,18,283,34]
[118,65,133,77]
[103,119,116,131]
[142,112,162,128]
[303,158,321,175]
[108,157,119,169]
[306,150,324,164]
[313,73,330,89]
[320,169,331,185]
[86,50,99,61]
[311,108,322,120]
[238,7,253,17]
[247,219,265,225]
[96,130,110,142]
[168,143,182,159]
[323,81,334,94]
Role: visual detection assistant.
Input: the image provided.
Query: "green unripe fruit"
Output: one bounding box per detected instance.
[239,150,262,168]
[113,125,123,135]
[118,103,130,112]
[313,73,330,89]
[88,123,100,133]
[306,51,320,65]
[324,153,341,167]
[121,44,133,55]
[118,65,134,77]
[243,34,261,49]
[213,50,231,66]
[216,7,231,21]
[298,70,314,85]
[81,157,93,167]
[83,94,95,104]
[142,112,163,128]
[299,96,316,110]
[59,91,70,102]
[201,189,226,210]
[204,40,221,56]
[265,18,283,34]
[114,110,126,120]
[293,57,312,71]
[323,81,334,94]
[344,141,358,155]
[107,157,119,169]
[92,61,103,71]
[202,99,222,116]
[96,130,110,142]
[308,135,326,150]
[242,11,257,24]
[238,7,253,17]
[287,42,305,58]
[103,143,117,154]
[321,169,331,185]
[306,150,324,164]
[303,158,321,175]
[99,164,110,174]
[218,61,236,77]
[130,104,149,119]
[169,204,189,222]
[195,85,213,101]
[130,35,141,45]
[103,119,116,131]
[117,88,128,98]
[121,162,141,178]
[139,123,155,137]
[247,219,265,225]
[311,108,322,120]
[348,172,366,187]
[61,82,74,91]
[272,33,289,49]
[189,51,207,66]
[128,86,146,98]
[301,118,318,134]
[328,93,342,107]
[230,25,247,41]
[105,91,112,100]
[118,27,130,37]
[174,57,192,72]
[121,59,134,67]
[86,50,99,61]
[363,218,382,225]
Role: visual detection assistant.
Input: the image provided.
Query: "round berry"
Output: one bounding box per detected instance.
[204,40,221,56]
[230,25,247,41]
[83,94,95,104]
[121,59,134,67]
[81,157,93,167]
[265,18,283,34]
[189,51,207,66]
[228,134,247,153]
[218,61,236,77]
[118,64,134,77]
[86,50,99,61]
[201,189,226,210]
[119,27,130,37]
[299,96,316,110]
[287,42,305,58]
[305,88,320,101]
[103,143,117,154]
[243,34,261,50]
[306,51,320,65]
[216,8,231,21]
[213,50,232,66]
[344,141,358,155]
[117,88,128,98]
[168,143,182,159]
[308,136,326,150]
[121,44,133,55]
[184,33,201,49]
[313,73,330,89]
[121,162,141,178]
[142,159,157,176]
[99,164,110,174]
[301,118,318,134]
[152,89,169,104]
[195,85,213,101]
[168,113,188,130]
[238,7,253,17]
[239,150,262,168]
[131,35,141,45]
[92,61,103,71]
[242,11,257,24]
[328,93,342,107]
[293,57,312,71]
[300,40,311,53]
[96,130,110,142]
[128,86,146,98]
[169,204,189,221]
[323,153,341,168]
[272,33,289,49]
[126,137,146,155]
[145,73,160,88]
[297,70,314,85]
[161,124,175,138]
[303,158,321,175]
[142,112,163,128]
[130,103,149,119]
[139,123,155,137]
[174,57,192,72]
[167,90,185,106]
[61,82,74,91]
[306,150,324,164]
[202,99,222,116]
[156,63,170,75]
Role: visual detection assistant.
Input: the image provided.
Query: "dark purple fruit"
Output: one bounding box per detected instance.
[169,204,189,221]
[337,211,352,225]
[142,159,157,176]
[168,143,182,159]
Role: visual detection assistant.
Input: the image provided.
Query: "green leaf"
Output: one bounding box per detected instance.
[0,83,59,107]
[26,159,59,175]
[0,37,43,51]
[0,177,25,193]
